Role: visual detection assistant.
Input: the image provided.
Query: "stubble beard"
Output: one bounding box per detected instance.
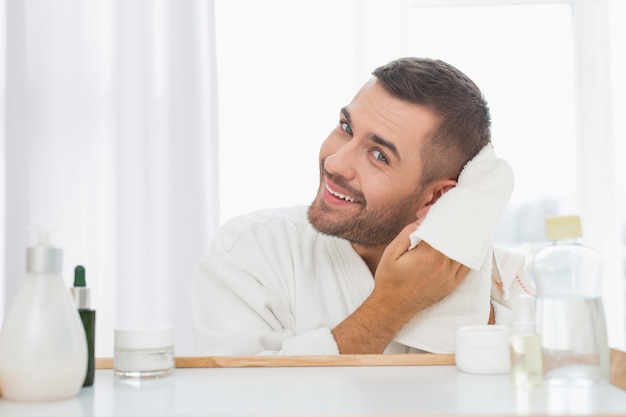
[307,169,421,248]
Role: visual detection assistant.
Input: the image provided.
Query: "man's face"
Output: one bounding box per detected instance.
[307,78,439,248]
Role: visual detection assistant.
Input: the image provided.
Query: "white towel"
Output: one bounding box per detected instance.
[394,144,517,353]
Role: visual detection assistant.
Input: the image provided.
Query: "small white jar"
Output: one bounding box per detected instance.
[455,325,510,374]
[114,327,175,378]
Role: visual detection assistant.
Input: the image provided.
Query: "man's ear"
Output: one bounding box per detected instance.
[415,179,457,220]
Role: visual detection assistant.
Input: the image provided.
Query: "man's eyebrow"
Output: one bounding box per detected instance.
[342,107,401,161]
[340,107,351,124]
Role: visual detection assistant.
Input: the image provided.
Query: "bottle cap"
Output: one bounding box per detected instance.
[114,327,175,350]
[545,215,582,241]
[70,265,91,309]
[26,229,62,273]
[510,294,536,324]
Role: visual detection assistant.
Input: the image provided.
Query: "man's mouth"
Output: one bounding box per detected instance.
[325,183,356,202]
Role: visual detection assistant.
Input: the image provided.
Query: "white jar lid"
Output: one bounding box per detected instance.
[455,324,508,348]
[114,327,175,350]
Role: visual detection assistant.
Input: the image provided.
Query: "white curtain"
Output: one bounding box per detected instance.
[1,0,218,356]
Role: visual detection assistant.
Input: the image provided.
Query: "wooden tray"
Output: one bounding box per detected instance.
[611,348,626,391]
[96,353,455,369]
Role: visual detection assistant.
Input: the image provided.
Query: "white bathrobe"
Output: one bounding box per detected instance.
[191,207,528,356]
[192,205,382,356]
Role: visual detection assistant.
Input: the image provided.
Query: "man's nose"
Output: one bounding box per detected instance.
[323,141,358,180]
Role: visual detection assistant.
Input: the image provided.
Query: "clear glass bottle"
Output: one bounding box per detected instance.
[532,215,610,386]
[509,294,543,388]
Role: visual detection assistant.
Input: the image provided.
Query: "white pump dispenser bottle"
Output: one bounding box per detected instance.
[0,230,87,401]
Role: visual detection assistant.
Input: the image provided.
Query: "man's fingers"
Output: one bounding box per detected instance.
[384,221,421,260]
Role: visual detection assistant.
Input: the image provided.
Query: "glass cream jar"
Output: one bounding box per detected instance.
[114,327,175,378]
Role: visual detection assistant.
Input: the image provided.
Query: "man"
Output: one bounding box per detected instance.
[191,57,515,356]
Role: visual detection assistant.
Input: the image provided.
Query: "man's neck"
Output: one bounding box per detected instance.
[351,243,385,276]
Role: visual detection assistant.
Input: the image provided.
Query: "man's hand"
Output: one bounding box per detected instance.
[374,221,470,318]
[332,221,470,354]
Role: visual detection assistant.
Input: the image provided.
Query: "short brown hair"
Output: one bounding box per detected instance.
[372,57,491,186]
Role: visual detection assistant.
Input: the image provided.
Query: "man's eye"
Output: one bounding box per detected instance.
[340,121,353,135]
[372,150,388,163]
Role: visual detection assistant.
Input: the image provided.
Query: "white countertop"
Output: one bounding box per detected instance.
[1,365,625,416]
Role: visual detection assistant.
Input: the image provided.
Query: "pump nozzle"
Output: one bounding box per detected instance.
[26,228,62,273]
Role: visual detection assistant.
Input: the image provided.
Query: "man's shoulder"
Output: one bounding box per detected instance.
[212,206,315,251]
[222,205,309,231]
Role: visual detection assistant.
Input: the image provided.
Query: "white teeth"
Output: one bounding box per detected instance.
[326,184,355,202]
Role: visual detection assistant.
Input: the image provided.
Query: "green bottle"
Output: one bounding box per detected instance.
[70,265,96,387]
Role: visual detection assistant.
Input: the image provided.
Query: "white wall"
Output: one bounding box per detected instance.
[214,0,361,223]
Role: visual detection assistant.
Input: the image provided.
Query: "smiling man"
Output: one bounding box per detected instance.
[191,57,510,355]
